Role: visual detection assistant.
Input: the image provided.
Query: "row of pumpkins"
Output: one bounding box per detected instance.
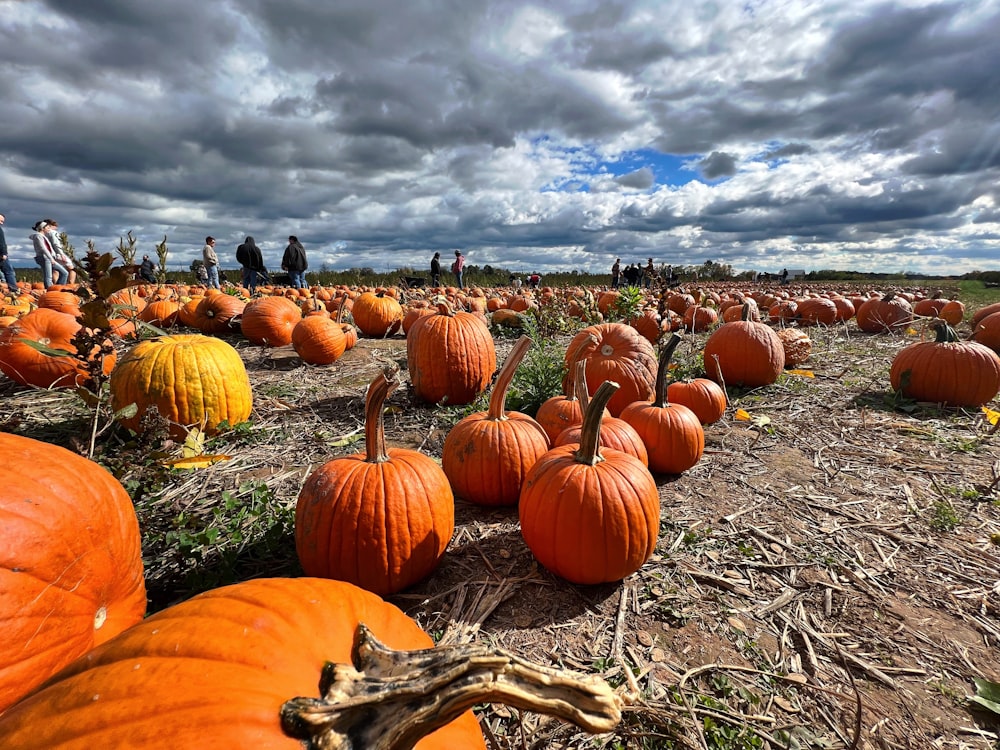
[3,283,1000,746]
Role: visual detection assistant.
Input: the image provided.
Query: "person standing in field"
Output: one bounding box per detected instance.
[237,236,265,294]
[43,219,75,285]
[202,236,221,289]
[451,249,465,289]
[430,251,441,286]
[0,213,16,293]
[31,221,66,289]
[643,258,657,288]
[611,257,621,288]
[282,235,308,289]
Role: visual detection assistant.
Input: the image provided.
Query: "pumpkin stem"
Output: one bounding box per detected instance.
[652,334,682,409]
[486,335,533,420]
[363,368,399,464]
[574,359,590,413]
[574,380,620,467]
[281,624,621,750]
[740,303,753,322]
[931,317,961,343]
[434,300,456,317]
[336,296,348,324]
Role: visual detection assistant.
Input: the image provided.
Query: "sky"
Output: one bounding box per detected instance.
[2,0,999,277]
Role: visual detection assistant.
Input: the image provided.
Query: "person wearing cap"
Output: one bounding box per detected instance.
[281,235,308,289]
[0,213,16,293]
[202,236,220,289]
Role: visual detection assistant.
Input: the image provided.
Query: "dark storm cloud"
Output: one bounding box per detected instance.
[698,152,737,180]
[615,167,654,189]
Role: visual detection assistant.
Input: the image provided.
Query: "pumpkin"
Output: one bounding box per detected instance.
[0,432,146,713]
[109,334,253,440]
[406,301,496,406]
[682,304,718,333]
[441,337,550,506]
[351,291,404,337]
[0,307,115,390]
[0,577,622,748]
[296,369,454,595]
[890,319,1000,407]
[856,293,913,333]
[335,296,358,350]
[562,322,657,416]
[666,377,727,425]
[137,299,181,327]
[795,298,837,327]
[520,380,659,584]
[913,293,948,318]
[776,327,812,366]
[291,315,347,365]
[972,311,1000,354]
[628,309,662,344]
[554,360,648,466]
[534,384,584,445]
[938,299,964,326]
[973,301,1000,328]
[194,293,246,335]
[241,295,302,347]
[620,334,705,474]
[703,304,785,388]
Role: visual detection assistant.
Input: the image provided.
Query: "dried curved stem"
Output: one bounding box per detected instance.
[574,380,619,467]
[652,333,682,408]
[486,335,532,420]
[281,623,622,750]
[363,368,399,464]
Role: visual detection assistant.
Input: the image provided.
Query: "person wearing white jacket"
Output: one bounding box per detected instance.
[42,219,74,285]
[30,221,66,289]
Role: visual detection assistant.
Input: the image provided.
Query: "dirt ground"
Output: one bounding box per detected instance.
[3,311,999,749]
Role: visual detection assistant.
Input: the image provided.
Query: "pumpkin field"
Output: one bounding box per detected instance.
[2,270,1000,749]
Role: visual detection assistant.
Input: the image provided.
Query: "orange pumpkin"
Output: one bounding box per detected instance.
[406,302,496,406]
[194,294,246,335]
[562,323,657,416]
[0,307,115,390]
[291,315,347,365]
[703,305,785,388]
[351,291,403,337]
[241,296,302,347]
[296,370,454,595]
[520,380,659,584]
[442,337,550,506]
[0,432,146,713]
[620,335,705,474]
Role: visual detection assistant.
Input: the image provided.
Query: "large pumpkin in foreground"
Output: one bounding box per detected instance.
[0,578,483,748]
[0,578,621,749]
[0,433,146,714]
[109,334,252,439]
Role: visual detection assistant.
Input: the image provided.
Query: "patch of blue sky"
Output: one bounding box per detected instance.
[598,148,693,187]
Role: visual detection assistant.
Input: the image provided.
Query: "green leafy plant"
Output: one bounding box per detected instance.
[610,285,644,322]
[502,319,567,417]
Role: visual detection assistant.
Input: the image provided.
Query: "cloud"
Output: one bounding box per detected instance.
[0,0,997,276]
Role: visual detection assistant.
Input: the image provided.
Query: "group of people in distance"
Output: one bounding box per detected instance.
[611,257,676,289]
[430,249,466,289]
[197,235,309,292]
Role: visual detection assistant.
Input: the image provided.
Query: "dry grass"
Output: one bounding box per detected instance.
[3,304,1000,749]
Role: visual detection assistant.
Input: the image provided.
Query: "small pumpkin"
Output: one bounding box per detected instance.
[620,334,705,474]
[351,291,404,337]
[666,377,727,425]
[776,327,812,367]
[442,336,550,506]
[890,319,1000,407]
[520,380,659,584]
[241,295,303,347]
[291,315,347,365]
[856,293,913,333]
[296,369,454,595]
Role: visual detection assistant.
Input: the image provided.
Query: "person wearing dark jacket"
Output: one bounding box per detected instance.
[430,252,441,287]
[0,213,16,293]
[236,236,266,294]
[139,254,157,283]
[282,235,308,289]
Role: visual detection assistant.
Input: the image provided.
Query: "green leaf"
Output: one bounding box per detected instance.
[16,337,74,358]
[114,403,139,420]
[969,678,1000,716]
